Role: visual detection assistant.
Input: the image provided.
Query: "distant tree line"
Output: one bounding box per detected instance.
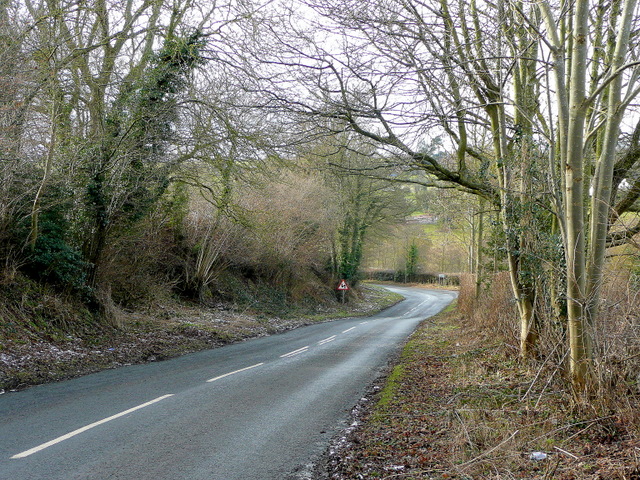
[363,269,460,286]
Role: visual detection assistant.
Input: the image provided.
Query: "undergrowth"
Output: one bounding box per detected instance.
[0,273,102,344]
[328,278,640,480]
[0,280,402,391]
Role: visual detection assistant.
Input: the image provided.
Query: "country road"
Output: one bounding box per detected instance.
[0,286,456,480]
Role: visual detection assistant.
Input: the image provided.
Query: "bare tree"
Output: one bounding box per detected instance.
[251,0,640,391]
[537,0,640,391]
[0,0,34,262]
[9,0,262,321]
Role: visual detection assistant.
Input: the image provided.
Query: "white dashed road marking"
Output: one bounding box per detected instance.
[280,346,309,358]
[318,335,337,345]
[11,394,174,459]
[11,318,372,460]
[206,363,265,383]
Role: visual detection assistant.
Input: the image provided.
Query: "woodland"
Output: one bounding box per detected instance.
[2,0,640,405]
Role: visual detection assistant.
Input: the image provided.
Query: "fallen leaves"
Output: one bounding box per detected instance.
[323,310,640,479]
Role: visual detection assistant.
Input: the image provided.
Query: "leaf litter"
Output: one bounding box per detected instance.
[319,309,640,480]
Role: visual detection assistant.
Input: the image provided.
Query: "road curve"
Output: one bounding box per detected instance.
[0,285,456,480]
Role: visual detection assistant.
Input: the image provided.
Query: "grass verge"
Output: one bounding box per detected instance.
[326,303,640,480]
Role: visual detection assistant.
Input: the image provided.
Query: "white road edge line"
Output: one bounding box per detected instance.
[318,335,337,345]
[10,394,174,459]
[206,363,265,383]
[359,321,369,325]
[280,346,309,358]
[342,327,356,334]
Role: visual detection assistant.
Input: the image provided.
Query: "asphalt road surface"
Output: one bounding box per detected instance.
[0,285,456,480]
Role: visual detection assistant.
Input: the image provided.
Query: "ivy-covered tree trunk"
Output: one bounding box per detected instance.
[337,212,366,285]
[405,242,419,283]
[82,31,206,295]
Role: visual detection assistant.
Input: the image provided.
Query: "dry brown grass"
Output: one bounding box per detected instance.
[457,272,519,354]
[327,276,640,480]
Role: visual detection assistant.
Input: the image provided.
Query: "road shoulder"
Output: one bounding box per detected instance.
[319,304,640,479]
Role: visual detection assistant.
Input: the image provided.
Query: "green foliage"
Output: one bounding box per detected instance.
[165,182,190,233]
[327,149,412,285]
[214,271,291,316]
[79,30,208,284]
[150,30,206,96]
[405,242,419,280]
[28,234,88,292]
[337,212,366,284]
[24,197,90,294]
[113,30,207,225]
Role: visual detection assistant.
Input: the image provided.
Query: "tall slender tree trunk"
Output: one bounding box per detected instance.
[29,95,60,248]
[586,0,638,325]
[488,104,537,358]
[473,200,484,299]
[564,0,591,392]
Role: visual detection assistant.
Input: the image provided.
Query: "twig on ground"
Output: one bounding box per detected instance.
[543,455,562,480]
[456,430,519,471]
[529,416,614,445]
[554,445,579,459]
[521,340,562,402]
[454,409,474,449]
